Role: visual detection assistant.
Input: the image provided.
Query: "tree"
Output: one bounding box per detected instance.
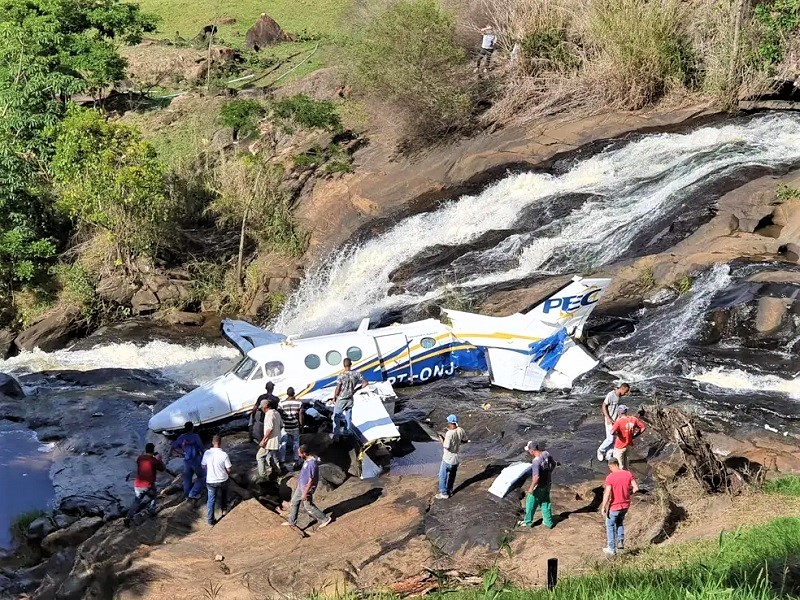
[0,0,157,301]
[52,108,174,263]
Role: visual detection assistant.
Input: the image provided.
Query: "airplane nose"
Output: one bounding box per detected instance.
[148,406,190,433]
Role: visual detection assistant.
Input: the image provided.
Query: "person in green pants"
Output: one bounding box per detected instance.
[519,440,555,529]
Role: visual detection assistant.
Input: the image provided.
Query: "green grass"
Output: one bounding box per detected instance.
[135,0,350,47]
[10,510,46,544]
[764,475,800,497]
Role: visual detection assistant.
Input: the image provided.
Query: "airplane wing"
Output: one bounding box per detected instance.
[220,319,287,355]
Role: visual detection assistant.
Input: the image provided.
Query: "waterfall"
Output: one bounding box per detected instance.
[275,113,800,336]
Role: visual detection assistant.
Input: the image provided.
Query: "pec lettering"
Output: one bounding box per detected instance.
[542,289,601,314]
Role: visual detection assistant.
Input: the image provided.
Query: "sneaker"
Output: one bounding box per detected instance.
[617,543,624,550]
[516,520,531,528]
[596,449,605,462]
[209,519,217,527]
[434,493,450,500]
[318,517,333,529]
[281,521,294,527]
[603,547,616,557]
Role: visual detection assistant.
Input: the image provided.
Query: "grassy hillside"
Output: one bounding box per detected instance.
[135,0,351,46]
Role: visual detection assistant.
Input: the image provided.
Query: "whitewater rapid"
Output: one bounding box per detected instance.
[275,113,800,335]
[0,341,239,387]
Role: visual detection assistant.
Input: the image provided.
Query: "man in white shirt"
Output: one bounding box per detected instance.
[202,434,232,526]
[435,414,468,499]
[596,383,630,462]
[476,25,497,71]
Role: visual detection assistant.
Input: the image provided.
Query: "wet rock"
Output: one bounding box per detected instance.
[27,514,56,541]
[643,287,679,307]
[244,14,291,51]
[14,306,82,352]
[154,310,205,326]
[0,329,13,359]
[755,297,791,333]
[10,548,76,596]
[0,373,24,398]
[131,289,159,314]
[41,516,103,554]
[96,275,137,305]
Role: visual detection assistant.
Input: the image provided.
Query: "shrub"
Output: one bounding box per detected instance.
[10,510,46,544]
[521,26,580,73]
[220,99,266,139]
[51,263,100,322]
[752,0,800,73]
[347,0,475,145]
[271,94,342,134]
[52,108,175,264]
[584,0,698,109]
[776,183,800,202]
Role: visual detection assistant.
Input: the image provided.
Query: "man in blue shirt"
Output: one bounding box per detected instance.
[283,445,332,528]
[170,421,205,500]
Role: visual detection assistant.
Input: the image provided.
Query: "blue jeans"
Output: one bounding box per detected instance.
[606,508,627,552]
[183,459,205,498]
[280,430,300,464]
[206,481,228,524]
[126,486,157,519]
[439,461,458,496]
[333,403,353,438]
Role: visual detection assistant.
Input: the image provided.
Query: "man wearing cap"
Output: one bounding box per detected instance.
[435,414,467,499]
[519,441,555,529]
[597,384,630,462]
[610,405,646,470]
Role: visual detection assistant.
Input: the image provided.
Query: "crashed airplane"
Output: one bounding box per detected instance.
[148,276,611,434]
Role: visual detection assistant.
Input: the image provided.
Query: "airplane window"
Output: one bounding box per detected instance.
[421,337,436,349]
[305,354,321,369]
[250,366,264,380]
[233,357,256,379]
[326,350,342,366]
[264,361,285,377]
[347,346,362,362]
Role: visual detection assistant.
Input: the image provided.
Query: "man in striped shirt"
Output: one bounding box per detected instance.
[279,387,304,470]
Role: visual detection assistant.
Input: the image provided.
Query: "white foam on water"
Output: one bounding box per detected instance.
[689,367,800,398]
[0,340,239,387]
[275,113,800,335]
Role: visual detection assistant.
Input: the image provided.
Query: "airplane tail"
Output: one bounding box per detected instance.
[517,276,612,338]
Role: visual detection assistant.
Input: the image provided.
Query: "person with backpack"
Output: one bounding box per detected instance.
[331,358,367,441]
[169,421,205,501]
[518,440,555,529]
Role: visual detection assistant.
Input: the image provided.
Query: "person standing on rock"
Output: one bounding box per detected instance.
[435,414,468,499]
[202,434,232,526]
[611,405,646,471]
[331,358,367,441]
[250,381,278,444]
[596,383,630,462]
[518,441,555,529]
[601,457,639,556]
[279,386,304,470]
[283,444,332,529]
[124,442,164,527]
[170,421,205,501]
[257,397,283,478]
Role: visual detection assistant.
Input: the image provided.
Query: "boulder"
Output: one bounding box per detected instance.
[211,127,235,150]
[154,310,205,326]
[14,307,82,352]
[131,289,159,315]
[0,329,13,359]
[319,463,347,488]
[41,516,103,554]
[96,275,137,305]
[244,14,291,51]
[26,515,56,542]
[755,297,792,333]
[0,373,24,399]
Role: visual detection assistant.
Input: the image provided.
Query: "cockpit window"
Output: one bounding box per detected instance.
[264,361,285,377]
[233,357,257,379]
[305,354,321,369]
[250,366,264,380]
[421,337,436,349]
[326,350,342,366]
[347,346,362,362]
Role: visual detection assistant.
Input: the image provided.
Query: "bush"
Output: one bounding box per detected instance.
[347,0,475,145]
[52,108,175,264]
[220,99,266,139]
[752,0,800,73]
[521,26,580,73]
[584,0,698,109]
[10,510,46,544]
[271,94,342,134]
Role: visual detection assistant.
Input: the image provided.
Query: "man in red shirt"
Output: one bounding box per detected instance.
[601,457,639,556]
[610,405,646,470]
[124,443,165,527]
